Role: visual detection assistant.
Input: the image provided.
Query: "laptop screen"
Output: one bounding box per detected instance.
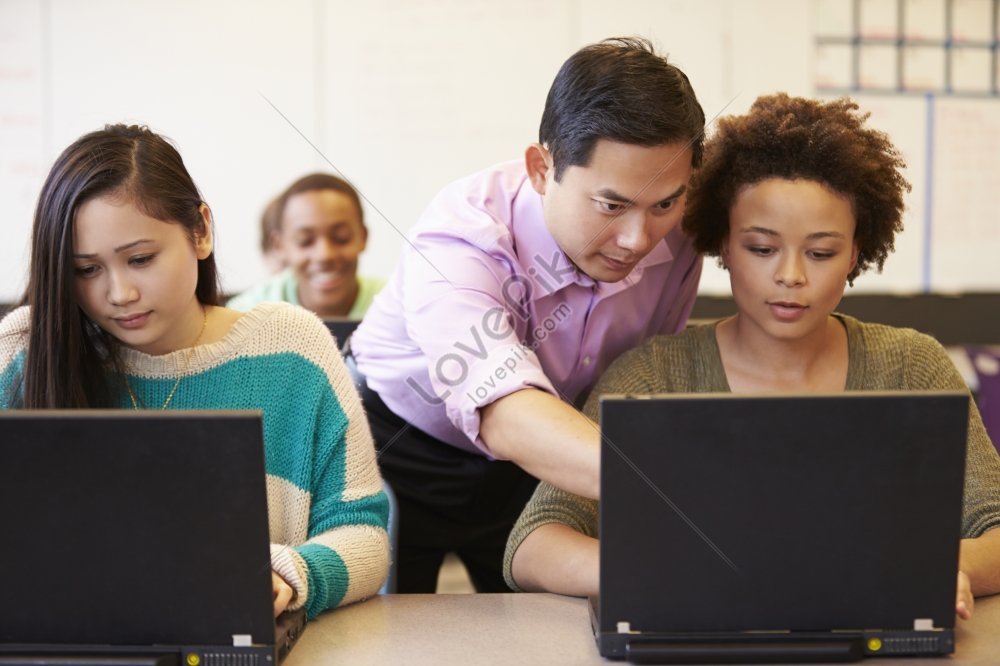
[0,411,276,650]
[596,391,968,657]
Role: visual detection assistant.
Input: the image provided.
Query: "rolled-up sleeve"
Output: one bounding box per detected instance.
[401,235,557,456]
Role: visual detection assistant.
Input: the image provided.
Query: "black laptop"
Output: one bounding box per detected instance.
[0,410,306,665]
[324,318,361,351]
[593,391,969,663]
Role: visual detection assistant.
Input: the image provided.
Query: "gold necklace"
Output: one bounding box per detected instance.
[125,307,209,410]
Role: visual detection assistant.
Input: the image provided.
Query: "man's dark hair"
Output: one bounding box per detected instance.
[539,37,705,181]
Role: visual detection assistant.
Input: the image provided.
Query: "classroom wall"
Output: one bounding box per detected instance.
[1,0,997,304]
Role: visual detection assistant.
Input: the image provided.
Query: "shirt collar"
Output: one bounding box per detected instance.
[509,179,592,299]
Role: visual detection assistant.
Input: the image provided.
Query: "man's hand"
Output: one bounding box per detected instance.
[273,571,295,617]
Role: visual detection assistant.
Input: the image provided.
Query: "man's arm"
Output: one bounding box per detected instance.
[481,388,600,499]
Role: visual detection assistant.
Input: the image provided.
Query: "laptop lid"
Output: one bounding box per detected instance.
[0,410,291,663]
[324,318,360,351]
[595,391,968,661]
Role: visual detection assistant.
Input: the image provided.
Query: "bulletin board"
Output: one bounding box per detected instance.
[806,0,1000,294]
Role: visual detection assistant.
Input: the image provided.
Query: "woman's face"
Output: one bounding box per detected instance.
[72,196,211,355]
[721,178,859,343]
[275,189,367,318]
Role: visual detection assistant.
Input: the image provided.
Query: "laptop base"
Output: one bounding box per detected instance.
[590,598,954,662]
[0,644,276,666]
[0,609,307,666]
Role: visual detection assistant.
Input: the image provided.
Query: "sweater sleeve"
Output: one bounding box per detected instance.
[502,481,599,592]
[266,309,389,618]
[0,306,30,408]
[903,330,1000,538]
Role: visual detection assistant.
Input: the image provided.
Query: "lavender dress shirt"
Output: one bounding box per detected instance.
[351,160,701,456]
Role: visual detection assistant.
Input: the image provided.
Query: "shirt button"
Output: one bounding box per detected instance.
[582,356,592,366]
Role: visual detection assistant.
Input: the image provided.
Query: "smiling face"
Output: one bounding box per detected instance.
[527,139,693,283]
[275,189,367,318]
[722,178,859,342]
[72,196,211,355]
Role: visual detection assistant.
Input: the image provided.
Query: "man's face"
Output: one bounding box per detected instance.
[531,139,693,283]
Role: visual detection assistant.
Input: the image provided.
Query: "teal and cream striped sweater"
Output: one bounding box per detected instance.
[0,302,389,618]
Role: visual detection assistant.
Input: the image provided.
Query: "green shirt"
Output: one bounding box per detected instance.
[227,269,385,319]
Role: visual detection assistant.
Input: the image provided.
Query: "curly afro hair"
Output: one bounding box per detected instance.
[682,93,910,284]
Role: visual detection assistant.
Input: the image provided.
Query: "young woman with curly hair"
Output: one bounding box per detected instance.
[503,94,1000,621]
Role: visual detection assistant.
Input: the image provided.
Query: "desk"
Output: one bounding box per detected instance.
[287,593,1000,665]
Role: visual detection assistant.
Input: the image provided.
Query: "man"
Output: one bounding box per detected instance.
[349,37,705,592]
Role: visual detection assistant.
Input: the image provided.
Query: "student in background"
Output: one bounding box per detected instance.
[0,125,389,619]
[349,37,705,592]
[503,94,1000,619]
[259,195,286,274]
[228,173,385,319]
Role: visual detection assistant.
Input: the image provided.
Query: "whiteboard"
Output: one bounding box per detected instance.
[0,0,45,303]
[0,0,997,303]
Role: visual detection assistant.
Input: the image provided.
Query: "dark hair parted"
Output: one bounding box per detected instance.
[683,94,910,284]
[19,123,219,408]
[539,36,706,180]
[274,173,365,231]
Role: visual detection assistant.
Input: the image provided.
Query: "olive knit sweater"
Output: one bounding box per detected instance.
[503,315,1000,591]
